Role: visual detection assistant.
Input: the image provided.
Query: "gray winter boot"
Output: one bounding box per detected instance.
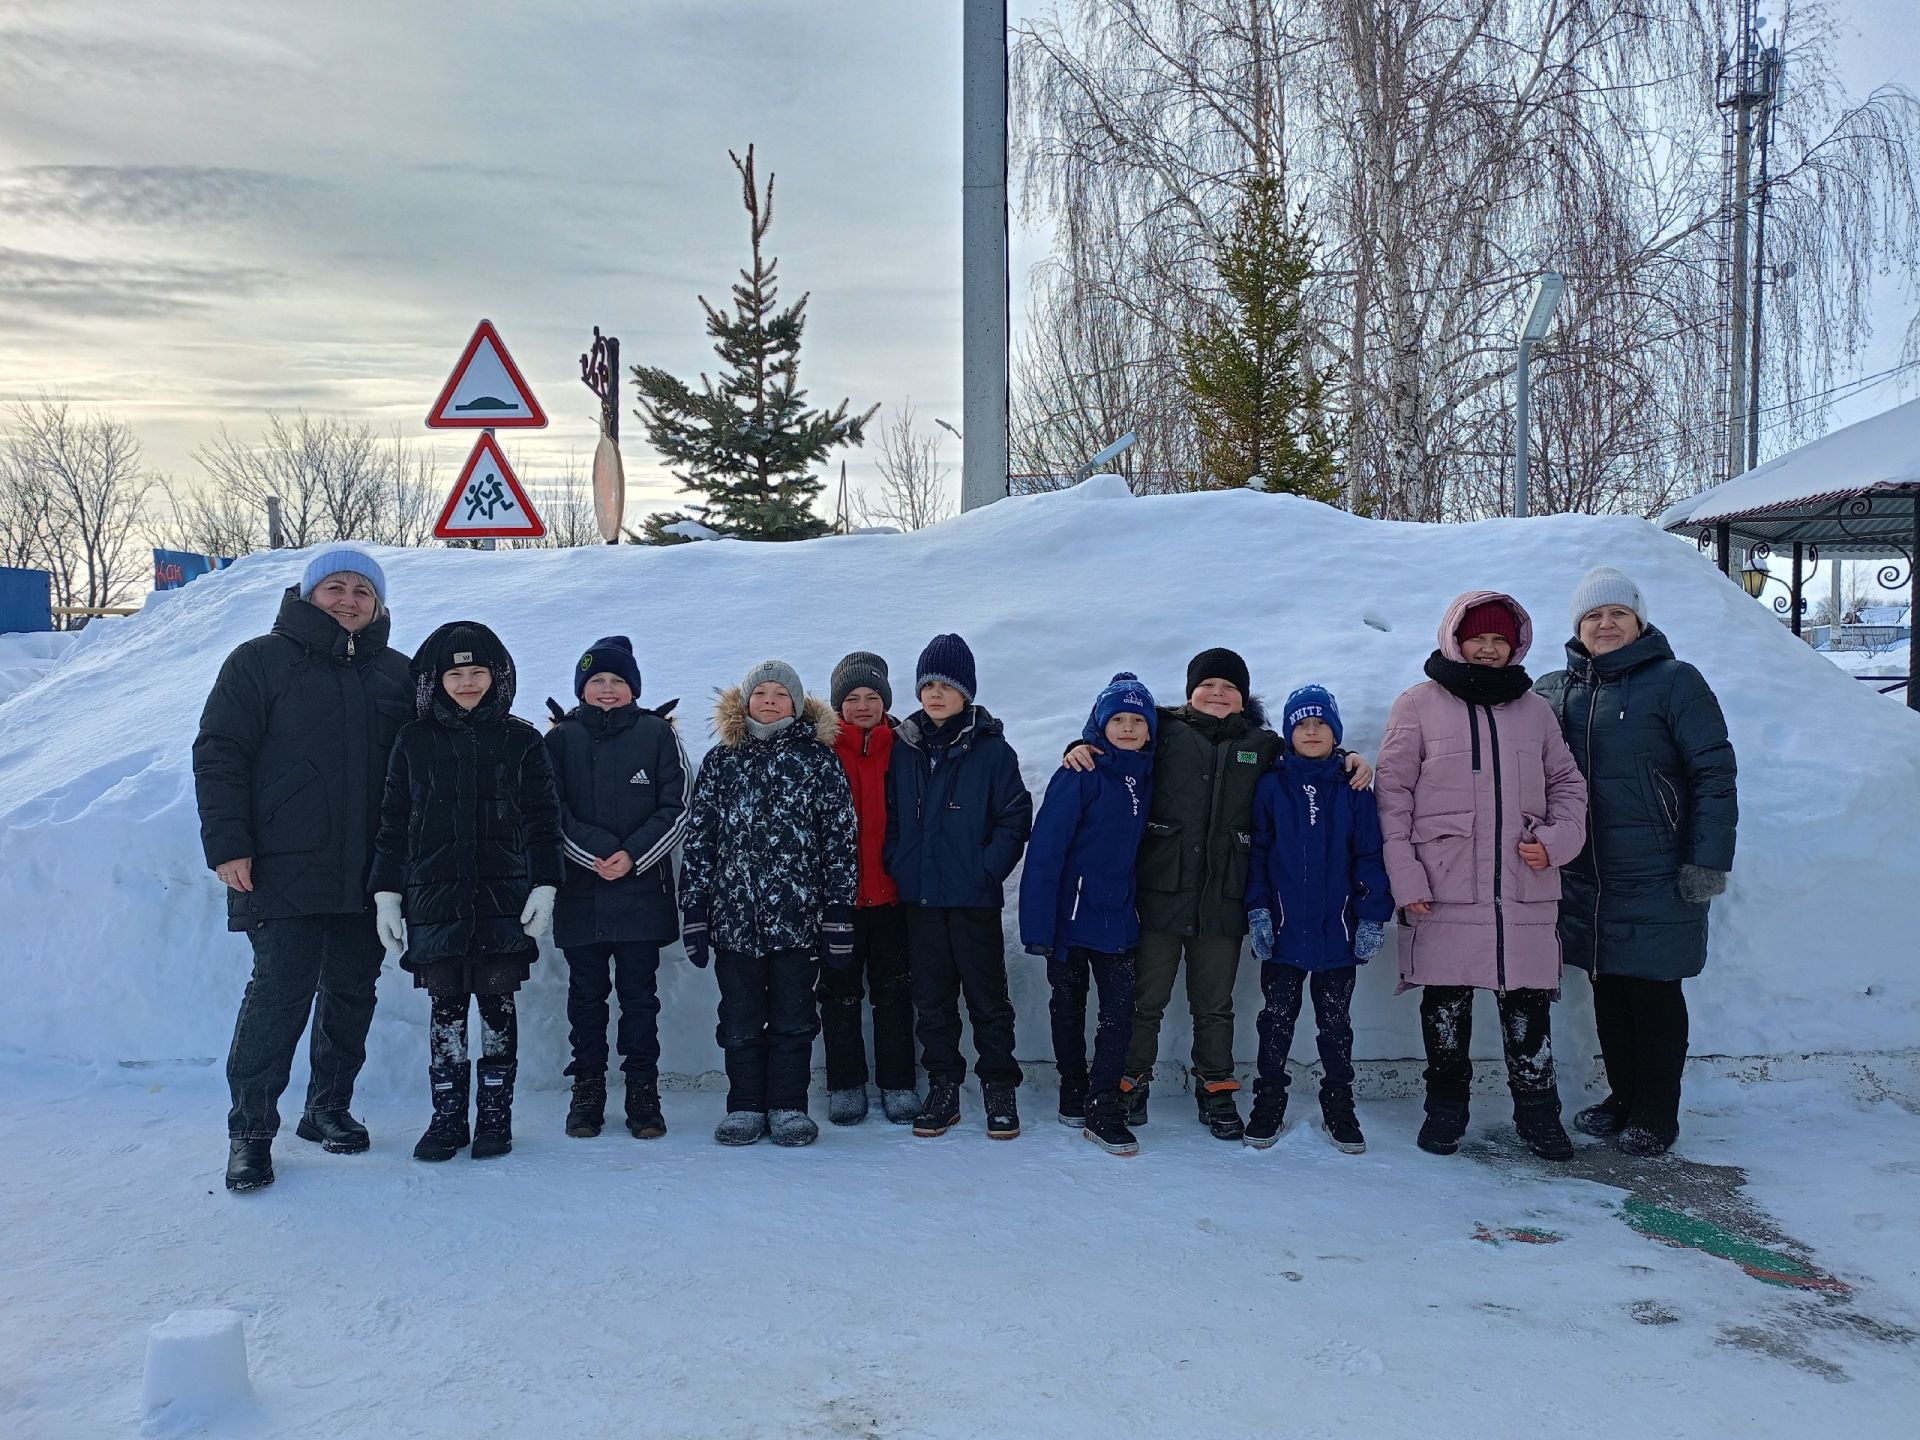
[769,1109,820,1147]
[714,1110,768,1146]
[880,1088,922,1125]
[827,1087,870,1126]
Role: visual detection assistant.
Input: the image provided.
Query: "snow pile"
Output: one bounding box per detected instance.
[0,627,85,706]
[0,486,1916,1094]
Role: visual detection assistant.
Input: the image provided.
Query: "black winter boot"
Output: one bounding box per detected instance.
[1573,1097,1628,1138]
[1196,1079,1245,1141]
[295,1109,370,1154]
[1081,1092,1138,1156]
[913,1081,962,1137]
[625,1079,666,1139]
[225,1138,274,1192]
[471,1059,516,1160]
[1120,1073,1150,1127]
[983,1083,1021,1140]
[1417,1098,1469,1155]
[1243,1092,1286,1149]
[565,1074,607,1138]
[413,1063,471,1162]
[1056,1074,1089,1128]
[1513,1096,1574,1160]
[1320,1088,1366,1154]
[1617,1123,1676,1158]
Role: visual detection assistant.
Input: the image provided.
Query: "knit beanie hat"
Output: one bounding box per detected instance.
[742,658,804,713]
[300,547,386,606]
[831,651,892,711]
[915,633,977,704]
[1186,646,1251,700]
[575,635,642,700]
[1456,599,1521,649]
[1570,566,1648,630]
[1092,671,1157,742]
[1282,684,1343,746]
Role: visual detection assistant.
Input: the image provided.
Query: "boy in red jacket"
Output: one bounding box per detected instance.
[824,652,921,1124]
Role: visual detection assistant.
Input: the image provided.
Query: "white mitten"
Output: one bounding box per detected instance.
[374,892,406,960]
[520,884,557,940]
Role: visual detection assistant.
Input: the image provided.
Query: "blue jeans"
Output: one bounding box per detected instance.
[1047,948,1137,1097]
[1255,963,1356,1100]
[562,943,663,1081]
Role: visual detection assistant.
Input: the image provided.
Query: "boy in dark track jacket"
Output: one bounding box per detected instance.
[544,636,689,1141]
[885,634,1033,1141]
[824,651,919,1127]
[1243,686,1393,1154]
[1019,673,1156,1156]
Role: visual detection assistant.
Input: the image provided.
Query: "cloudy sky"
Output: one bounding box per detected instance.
[0,0,1912,527]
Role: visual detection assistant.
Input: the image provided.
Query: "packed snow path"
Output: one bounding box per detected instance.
[3,1063,1914,1438]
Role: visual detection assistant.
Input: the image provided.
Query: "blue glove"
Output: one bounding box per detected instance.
[818,904,856,970]
[1247,907,1275,963]
[1354,919,1385,962]
[681,908,710,969]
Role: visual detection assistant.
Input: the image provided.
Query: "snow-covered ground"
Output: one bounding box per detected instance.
[2,1060,1915,1438]
[0,627,84,706]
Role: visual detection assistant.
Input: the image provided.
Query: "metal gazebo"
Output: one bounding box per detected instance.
[1661,396,1920,711]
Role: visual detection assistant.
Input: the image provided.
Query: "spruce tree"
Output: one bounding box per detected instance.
[1179,177,1341,500]
[632,146,875,542]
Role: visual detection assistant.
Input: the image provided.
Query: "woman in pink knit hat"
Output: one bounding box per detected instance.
[1374,591,1589,1160]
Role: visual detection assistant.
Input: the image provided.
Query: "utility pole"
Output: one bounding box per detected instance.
[1746,45,1784,472]
[1723,1,1768,496]
[960,0,1010,512]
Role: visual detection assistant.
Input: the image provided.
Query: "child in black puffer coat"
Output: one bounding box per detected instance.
[678,659,858,1149]
[370,621,565,1163]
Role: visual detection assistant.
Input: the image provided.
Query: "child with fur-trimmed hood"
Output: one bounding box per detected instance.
[678,660,858,1149]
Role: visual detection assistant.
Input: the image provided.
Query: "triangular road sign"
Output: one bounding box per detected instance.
[434,432,546,538]
[426,318,548,429]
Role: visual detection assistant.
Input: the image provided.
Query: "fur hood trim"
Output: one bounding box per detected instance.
[712,686,840,749]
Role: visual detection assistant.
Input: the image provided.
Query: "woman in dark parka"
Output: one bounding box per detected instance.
[1534,567,1738,1156]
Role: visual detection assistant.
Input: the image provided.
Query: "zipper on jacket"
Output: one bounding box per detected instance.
[1468,708,1483,773]
[1654,770,1680,834]
[1485,704,1506,992]
[346,632,356,662]
[1584,668,1603,975]
[1070,876,1083,921]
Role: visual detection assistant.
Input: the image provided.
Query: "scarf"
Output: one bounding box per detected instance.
[1423,650,1534,707]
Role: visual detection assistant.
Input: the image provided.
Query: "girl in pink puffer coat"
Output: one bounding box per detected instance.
[1374,591,1588,1160]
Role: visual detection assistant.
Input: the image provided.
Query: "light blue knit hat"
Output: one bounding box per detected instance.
[300,547,387,606]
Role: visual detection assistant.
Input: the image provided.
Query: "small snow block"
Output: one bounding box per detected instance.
[141,1309,250,1420]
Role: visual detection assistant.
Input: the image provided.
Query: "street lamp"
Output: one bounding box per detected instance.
[1512,271,1565,519]
[1076,430,1138,482]
[1740,547,1771,598]
[934,418,963,441]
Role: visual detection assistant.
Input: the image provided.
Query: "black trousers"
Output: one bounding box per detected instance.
[1255,964,1357,1100]
[1420,985,1559,1105]
[907,906,1021,1087]
[429,991,518,1068]
[1591,973,1689,1138]
[715,947,820,1113]
[226,913,384,1140]
[1047,948,1136,1097]
[816,905,916,1092]
[562,943,663,1081]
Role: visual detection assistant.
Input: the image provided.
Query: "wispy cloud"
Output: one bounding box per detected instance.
[0,165,310,228]
[0,246,275,326]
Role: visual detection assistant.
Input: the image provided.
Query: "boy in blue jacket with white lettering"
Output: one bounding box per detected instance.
[1019,673,1156,1156]
[1244,685,1393,1154]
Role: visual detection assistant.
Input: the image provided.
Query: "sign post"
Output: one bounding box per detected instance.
[427,319,548,543]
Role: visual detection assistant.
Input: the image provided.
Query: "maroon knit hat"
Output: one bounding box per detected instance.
[1455,599,1520,649]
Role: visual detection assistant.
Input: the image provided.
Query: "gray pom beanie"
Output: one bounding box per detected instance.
[1570,566,1648,630]
[742,658,805,712]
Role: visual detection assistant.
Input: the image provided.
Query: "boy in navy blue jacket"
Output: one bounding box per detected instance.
[1244,685,1393,1154]
[1019,673,1155,1156]
[885,634,1033,1141]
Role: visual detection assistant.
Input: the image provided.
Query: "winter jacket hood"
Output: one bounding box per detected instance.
[1535,624,1737,980]
[712,686,840,751]
[1246,751,1394,971]
[1436,590,1535,665]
